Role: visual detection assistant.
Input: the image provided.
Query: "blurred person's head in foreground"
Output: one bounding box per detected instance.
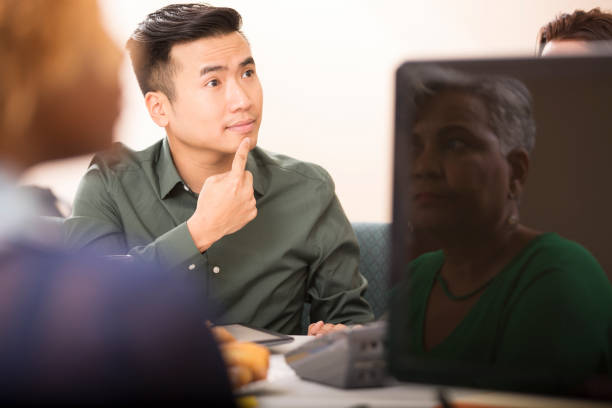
[0,1,237,404]
[0,0,121,236]
[0,0,121,173]
[537,8,612,56]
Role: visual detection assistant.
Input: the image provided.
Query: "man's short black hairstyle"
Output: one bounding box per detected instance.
[126,3,243,101]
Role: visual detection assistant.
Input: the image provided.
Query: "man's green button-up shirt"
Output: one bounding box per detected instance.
[65,138,374,334]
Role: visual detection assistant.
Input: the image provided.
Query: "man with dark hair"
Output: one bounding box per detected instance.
[66,3,373,335]
[537,7,612,56]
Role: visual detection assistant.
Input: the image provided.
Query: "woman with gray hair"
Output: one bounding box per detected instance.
[392,67,612,391]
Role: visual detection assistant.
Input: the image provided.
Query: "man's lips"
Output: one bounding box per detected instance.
[226,119,256,133]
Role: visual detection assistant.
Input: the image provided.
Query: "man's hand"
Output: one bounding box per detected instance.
[187,138,257,252]
[307,320,350,337]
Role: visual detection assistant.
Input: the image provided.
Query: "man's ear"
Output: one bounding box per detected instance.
[144,91,171,128]
[506,148,530,199]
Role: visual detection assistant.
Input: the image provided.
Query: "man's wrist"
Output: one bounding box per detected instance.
[186,217,218,253]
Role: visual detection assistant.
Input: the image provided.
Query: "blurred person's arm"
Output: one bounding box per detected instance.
[1,246,235,404]
[211,326,270,388]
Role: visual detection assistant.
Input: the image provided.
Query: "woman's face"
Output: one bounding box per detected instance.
[409,89,512,235]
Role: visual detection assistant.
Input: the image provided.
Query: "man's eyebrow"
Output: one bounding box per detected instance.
[239,57,255,67]
[199,57,255,76]
[200,65,227,76]
[200,65,226,77]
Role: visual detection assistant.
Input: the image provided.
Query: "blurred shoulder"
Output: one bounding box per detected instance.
[88,140,163,175]
[524,233,604,274]
[512,233,612,301]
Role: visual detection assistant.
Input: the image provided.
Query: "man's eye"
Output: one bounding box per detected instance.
[205,79,219,87]
[241,69,254,79]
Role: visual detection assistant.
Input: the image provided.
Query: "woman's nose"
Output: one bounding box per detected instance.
[412,144,442,179]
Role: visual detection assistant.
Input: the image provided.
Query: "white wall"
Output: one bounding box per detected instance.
[20,0,612,221]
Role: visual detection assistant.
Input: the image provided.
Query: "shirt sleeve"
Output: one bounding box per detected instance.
[64,167,204,271]
[305,174,375,325]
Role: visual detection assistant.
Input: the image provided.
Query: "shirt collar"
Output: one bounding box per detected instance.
[157,138,184,199]
[157,138,267,199]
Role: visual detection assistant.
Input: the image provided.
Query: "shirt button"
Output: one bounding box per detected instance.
[212,266,220,274]
[183,184,189,192]
[188,264,196,270]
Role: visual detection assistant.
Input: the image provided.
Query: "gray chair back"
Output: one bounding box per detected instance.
[352,222,390,319]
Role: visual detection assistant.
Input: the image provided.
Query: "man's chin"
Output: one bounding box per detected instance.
[237,134,258,150]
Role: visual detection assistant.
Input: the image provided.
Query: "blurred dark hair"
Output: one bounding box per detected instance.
[126,3,243,101]
[536,8,612,55]
[407,66,536,155]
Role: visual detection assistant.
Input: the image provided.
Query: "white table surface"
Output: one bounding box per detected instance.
[237,335,471,408]
[237,336,611,408]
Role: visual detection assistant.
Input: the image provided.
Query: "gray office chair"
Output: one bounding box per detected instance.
[351,222,390,319]
[301,222,390,333]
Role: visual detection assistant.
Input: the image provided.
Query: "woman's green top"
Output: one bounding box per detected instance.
[393,233,612,385]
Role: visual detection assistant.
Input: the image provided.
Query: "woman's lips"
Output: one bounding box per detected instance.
[413,192,447,204]
[226,120,256,134]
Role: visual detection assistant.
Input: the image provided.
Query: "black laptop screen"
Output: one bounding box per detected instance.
[388,56,612,400]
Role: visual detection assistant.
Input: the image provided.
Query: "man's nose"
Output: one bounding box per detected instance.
[227,80,252,112]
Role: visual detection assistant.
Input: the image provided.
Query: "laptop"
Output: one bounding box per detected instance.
[388,55,612,401]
